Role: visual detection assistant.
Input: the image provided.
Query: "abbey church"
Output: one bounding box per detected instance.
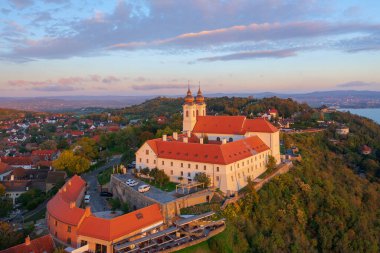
[136,88,280,194]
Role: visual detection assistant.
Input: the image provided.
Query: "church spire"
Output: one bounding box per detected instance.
[195,82,204,104]
[184,82,194,104]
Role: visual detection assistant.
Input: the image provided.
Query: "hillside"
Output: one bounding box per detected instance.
[180,132,380,253]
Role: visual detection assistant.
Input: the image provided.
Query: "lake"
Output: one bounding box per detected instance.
[339,108,380,124]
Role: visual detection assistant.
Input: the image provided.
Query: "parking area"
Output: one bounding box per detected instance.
[115,174,177,203]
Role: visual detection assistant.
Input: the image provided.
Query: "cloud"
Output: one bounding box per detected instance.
[30,84,78,92]
[9,0,34,9]
[197,49,298,62]
[336,81,379,88]
[132,84,187,90]
[7,75,124,88]
[1,0,380,62]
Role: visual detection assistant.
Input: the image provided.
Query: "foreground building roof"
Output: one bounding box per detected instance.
[0,235,55,253]
[77,204,163,241]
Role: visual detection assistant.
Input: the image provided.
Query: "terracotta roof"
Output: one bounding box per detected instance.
[147,135,269,165]
[77,204,163,241]
[242,118,279,133]
[193,116,246,134]
[192,116,278,134]
[46,175,86,225]
[0,156,32,166]
[0,235,55,253]
[0,161,11,174]
[32,150,57,156]
[1,180,30,192]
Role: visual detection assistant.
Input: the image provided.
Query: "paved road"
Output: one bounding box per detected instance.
[115,174,177,204]
[82,155,122,213]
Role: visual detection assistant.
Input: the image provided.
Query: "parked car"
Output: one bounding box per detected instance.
[138,185,150,193]
[100,191,113,197]
[128,180,139,187]
[84,194,90,203]
[126,179,133,184]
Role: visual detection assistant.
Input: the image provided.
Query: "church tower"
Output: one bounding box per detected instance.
[182,86,206,132]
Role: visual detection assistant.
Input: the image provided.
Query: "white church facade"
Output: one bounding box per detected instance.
[135,88,280,194]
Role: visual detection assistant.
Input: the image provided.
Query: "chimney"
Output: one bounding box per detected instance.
[10,174,14,181]
[222,139,227,144]
[162,134,167,141]
[25,236,31,246]
[200,138,204,144]
[187,130,191,137]
[183,137,188,143]
[173,132,178,140]
[69,201,76,208]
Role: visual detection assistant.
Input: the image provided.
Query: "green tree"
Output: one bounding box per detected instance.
[39,140,57,150]
[266,155,277,171]
[0,221,23,250]
[194,172,211,187]
[0,185,13,218]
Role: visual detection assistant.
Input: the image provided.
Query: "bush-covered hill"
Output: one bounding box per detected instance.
[188,132,380,253]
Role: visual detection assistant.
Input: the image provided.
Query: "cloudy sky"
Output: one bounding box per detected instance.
[1,0,380,97]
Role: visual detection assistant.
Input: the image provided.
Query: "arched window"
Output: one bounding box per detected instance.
[196,110,199,116]
[229,137,233,142]
[186,110,189,117]
[216,137,221,142]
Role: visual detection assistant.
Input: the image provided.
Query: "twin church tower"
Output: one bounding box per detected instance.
[182,86,206,132]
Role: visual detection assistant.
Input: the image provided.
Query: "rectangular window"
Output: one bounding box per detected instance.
[67,226,71,233]
[181,171,183,176]
[170,170,173,175]
[181,163,183,168]
[67,237,71,245]
[188,164,191,169]
[162,161,164,165]
[139,158,142,162]
[171,162,173,166]
[55,220,57,226]
[216,167,219,172]
[188,172,191,177]
[196,164,198,169]
[146,150,149,155]
[146,159,149,163]
[216,176,220,181]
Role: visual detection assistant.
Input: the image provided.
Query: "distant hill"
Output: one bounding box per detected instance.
[0,90,379,112]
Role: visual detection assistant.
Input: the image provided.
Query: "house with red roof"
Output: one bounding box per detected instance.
[135,88,281,194]
[0,235,55,253]
[32,149,59,161]
[46,175,164,252]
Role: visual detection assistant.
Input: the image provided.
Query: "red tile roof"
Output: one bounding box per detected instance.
[0,161,11,174]
[77,204,163,241]
[0,156,32,166]
[46,175,86,225]
[0,235,55,253]
[147,135,270,165]
[32,150,57,156]
[192,116,278,134]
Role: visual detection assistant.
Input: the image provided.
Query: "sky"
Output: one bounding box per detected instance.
[1,0,380,97]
